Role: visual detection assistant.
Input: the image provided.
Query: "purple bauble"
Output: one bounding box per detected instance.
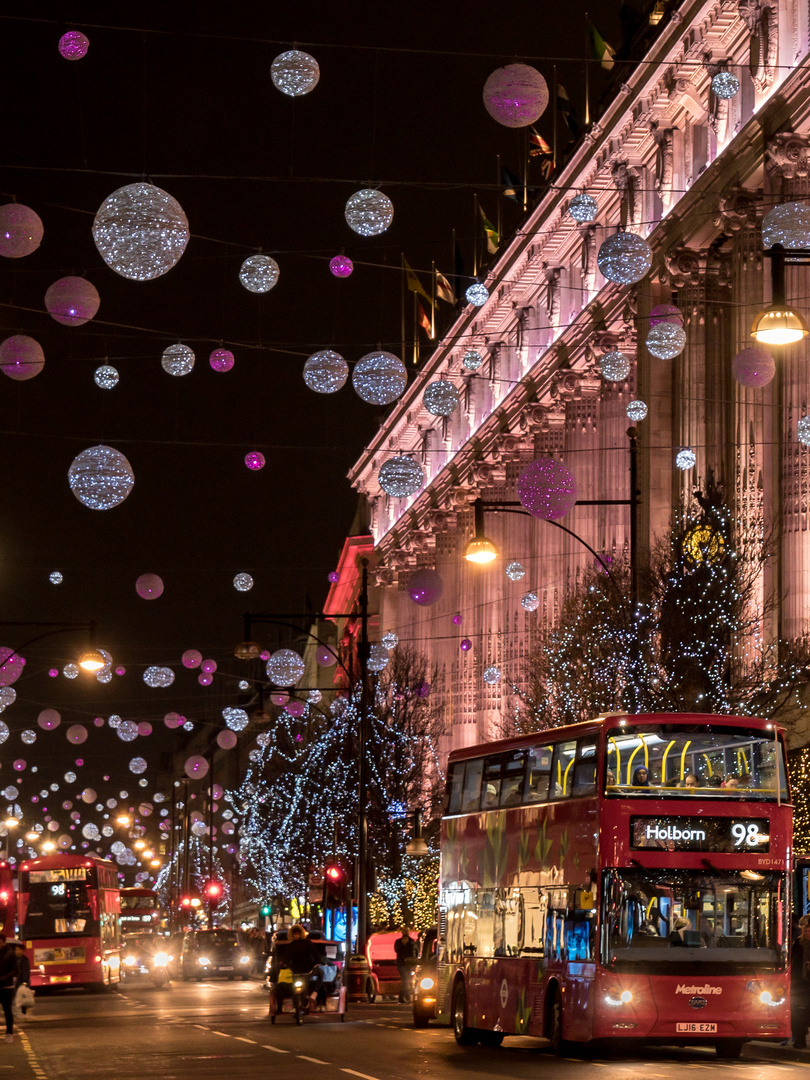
[135,572,164,599]
[0,204,43,259]
[198,672,213,686]
[201,658,217,674]
[286,700,305,717]
[649,303,684,327]
[329,255,353,278]
[328,571,340,584]
[44,277,100,326]
[184,755,209,779]
[209,348,235,372]
[0,335,45,381]
[732,346,775,388]
[244,451,265,471]
[517,457,578,521]
[59,31,89,60]
[182,649,202,669]
[483,64,549,128]
[407,568,444,606]
[460,638,472,652]
[452,613,462,625]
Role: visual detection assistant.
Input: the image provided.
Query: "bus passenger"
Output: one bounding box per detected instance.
[632,766,653,789]
[669,916,691,946]
[723,775,740,789]
[682,774,700,789]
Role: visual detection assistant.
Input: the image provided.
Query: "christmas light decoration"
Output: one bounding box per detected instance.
[270,49,320,96]
[460,638,472,651]
[59,31,89,59]
[0,688,15,712]
[38,709,61,730]
[345,190,393,236]
[143,666,175,688]
[517,457,578,520]
[185,756,209,779]
[482,64,548,128]
[649,303,683,326]
[45,277,100,326]
[329,255,353,278]
[382,632,399,649]
[368,643,390,673]
[233,573,254,592]
[676,448,696,470]
[711,71,739,99]
[423,379,459,416]
[762,201,810,250]
[647,323,687,359]
[94,365,119,389]
[352,351,407,405]
[466,283,489,306]
[49,571,63,585]
[407,569,444,606]
[732,346,775,388]
[92,182,189,281]
[129,758,147,775]
[0,335,44,381]
[521,592,540,611]
[568,193,598,223]
[462,350,483,371]
[0,204,43,259]
[599,350,630,381]
[223,707,249,732]
[378,455,423,498]
[597,232,652,285]
[68,445,134,510]
[266,649,305,686]
[303,349,349,394]
[506,561,525,581]
[245,451,265,471]
[626,400,648,421]
[483,666,501,683]
[181,651,202,669]
[798,416,810,446]
[239,254,279,293]
[209,348,234,372]
[135,573,164,599]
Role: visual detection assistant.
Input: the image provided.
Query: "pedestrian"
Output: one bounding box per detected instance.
[394,927,416,1003]
[792,916,810,1048]
[11,942,32,1022]
[0,934,17,1043]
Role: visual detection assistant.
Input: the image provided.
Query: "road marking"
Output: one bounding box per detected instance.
[261,1045,289,1053]
[233,1037,256,1044]
[298,1055,328,1064]
[19,1032,48,1079]
[210,1030,230,1037]
[342,1070,383,1080]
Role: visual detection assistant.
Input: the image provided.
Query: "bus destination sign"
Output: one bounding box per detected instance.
[630,816,770,853]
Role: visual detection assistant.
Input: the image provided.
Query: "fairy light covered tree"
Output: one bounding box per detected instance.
[154,835,230,922]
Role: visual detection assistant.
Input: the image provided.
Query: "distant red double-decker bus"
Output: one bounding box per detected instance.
[0,863,14,939]
[18,853,121,989]
[119,887,164,932]
[438,712,790,1059]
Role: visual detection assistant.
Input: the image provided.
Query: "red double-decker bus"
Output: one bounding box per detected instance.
[18,853,122,989]
[438,712,790,1059]
[119,887,164,932]
[0,862,15,938]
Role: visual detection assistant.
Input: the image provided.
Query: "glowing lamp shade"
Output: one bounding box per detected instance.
[378,455,423,498]
[751,306,809,346]
[0,335,44,381]
[184,755,209,780]
[352,351,407,405]
[244,451,265,471]
[407,568,444,606]
[266,648,305,686]
[732,346,775,387]
[135,573,164,599]
[44,277,100,326]
[466,283,489,306]
[465,536,498,564]
[303,349,349,394]
[78,649,106,672]
[239,254,279,293]
[762,202,810,250]
[68,445,134,510]
[423,379,459,416]
[599,350,631,381]
[345,189,393,236]
[462,350,483,371]
[597,232,652,285]
[568,193,598,223]
[59,31,89,59]
[271,49,320,96]
[646,323,687,359]
[92,182,189,281]
[517,457,578,520]
[626,400,648,421]
[482,64,549,128]
[0,203,43,259]
[329,255,353,278]
[209,348,234,372]
[711,71,739,99]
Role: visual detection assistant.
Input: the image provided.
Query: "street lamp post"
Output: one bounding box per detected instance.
[0,620,106,673]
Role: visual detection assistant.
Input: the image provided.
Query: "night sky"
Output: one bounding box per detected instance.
[0,1,619,860]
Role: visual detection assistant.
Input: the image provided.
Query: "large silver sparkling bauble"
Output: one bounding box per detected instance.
[676,448,696,470]
[597,232,652,285]
[270,49,320,97]
[92,182,189,281]
[381,632,399,650]
[68,445,134,510]
[798,416,810,446]
[646,322,686,359]
[94,364,119,389]
[423,379,459,416]
[762,201,810,250]
[462,350,483,371]
[266,648,305,686]
[240,254,279,293]
[626,400,648,421]
[482,64,549,128]
[143,666,175,688]
[0,687,15,712]
[161,343,195,376]
[223,707,249,732]
[233,573,254,592]
[367,643,389,673]
[378,455,423,498]
[506,561,525,581]
[344,190,393,237]
[483,666,502,684]
[711,71,739,99]
[521,591,540,612]
[599,350,631,381]
[466,283,489,306]
[303,349,349,394]
[568,193,599,223]
[49,571,63,584]
[352,351,407,405]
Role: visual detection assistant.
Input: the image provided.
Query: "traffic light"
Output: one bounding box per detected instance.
[180,895,201,910]
[204,880,223,901]
[325,865,343,886]
[260,902,272,917]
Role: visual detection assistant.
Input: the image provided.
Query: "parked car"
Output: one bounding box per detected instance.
[412,928,438,1027]
[168,928,252,981]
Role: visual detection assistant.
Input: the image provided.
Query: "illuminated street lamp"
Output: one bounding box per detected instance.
[752,244,810,345]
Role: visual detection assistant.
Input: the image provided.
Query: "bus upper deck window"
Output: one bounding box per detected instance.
[460,759,484,814]
[523,745,553,802]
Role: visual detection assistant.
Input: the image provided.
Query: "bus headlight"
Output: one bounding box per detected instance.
[152,952,170,967]
[239,955,250,964]
[198,956,210,966]
[419,977,435,991]
[605,986,633,1006]
[747,980,785,1006]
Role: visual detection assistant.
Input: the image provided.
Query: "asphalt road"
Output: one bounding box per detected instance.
[3,977,808,1079]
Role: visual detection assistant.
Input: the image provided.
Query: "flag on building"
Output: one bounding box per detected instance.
[501,165,538,204]
[417,299,432,336]
[435,270,455,304]
[404,258,433,304]
[529,128,552,157]
[590,21,616,70]
[557,83,582,140]
[478,203,499,254]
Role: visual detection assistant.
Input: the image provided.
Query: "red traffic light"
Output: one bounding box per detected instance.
[325,865,342,883]
[204,880,223,900]
[180,895,192,909]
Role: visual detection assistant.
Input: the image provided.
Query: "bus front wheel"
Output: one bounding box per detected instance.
[547,987,570,1056]
[452,981,479,1046]
[715,1040,744,1059]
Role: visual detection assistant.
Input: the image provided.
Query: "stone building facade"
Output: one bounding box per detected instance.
[346,0,810,756]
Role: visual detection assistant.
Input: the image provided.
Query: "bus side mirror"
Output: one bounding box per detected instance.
[579,890,594,910]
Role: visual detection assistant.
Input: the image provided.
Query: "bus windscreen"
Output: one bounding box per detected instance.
[24,874,98,937]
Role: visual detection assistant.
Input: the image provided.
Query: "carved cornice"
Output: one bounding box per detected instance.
[714,188,762,230]
[660,246,732,288]
[738,0,778,93]
[765,131,810,181]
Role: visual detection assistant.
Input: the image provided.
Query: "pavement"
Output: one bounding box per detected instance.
[744,1040,810,1065]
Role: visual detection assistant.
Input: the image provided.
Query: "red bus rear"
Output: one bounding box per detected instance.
[438,712,790,1058]
[18,853,121,989]
[0,863,14,939]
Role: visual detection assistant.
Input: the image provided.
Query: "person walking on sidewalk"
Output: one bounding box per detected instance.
[791,916,810,1048]
[0,935,18,1043]
[394,927,416,1003]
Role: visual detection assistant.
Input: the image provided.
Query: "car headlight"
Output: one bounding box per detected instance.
[198,956,210,966]
[153,952,170,966]
[239,955,250,964]
[419,977,435,990]
[124,955,137,967]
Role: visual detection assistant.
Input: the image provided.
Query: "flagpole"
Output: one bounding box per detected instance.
[584,13,591,128]
[412,292,418,366]
[521,135,528,211]
[496,155,502,244]
[552,66,558,176]
[473,195,479,278]
[431,261,436,339]
[400,253,406,366]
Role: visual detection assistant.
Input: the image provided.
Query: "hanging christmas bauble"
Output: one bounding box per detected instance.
[649,303,683,327]
[462,350,483,371]
[676,448,696,470]
[223,707,249,731]
[407,568,444,606]
[68,445,134,510]
[0,203,43,259]
[0,335,44,380]
[270,49,320,96]
[239,254,279,293]
[92,182,189,281]
[244,451,265,471]
[798,416,810,446]
[483,666,502,684]
[143,666,175,688]
[185,755,209,780]
[266,648,305,686]
[344,190,393,236]
[423,379,459,416]
[482,64,549,128]
[599,350,631,381]
[136,573,164,599]
[378,455,423,498]
[466,283,489,306]
[711,71,739,99]
[381,632,399,650]
[568,193,599,223]
[646,323,686,359]
[506,562,526,581]
[352,351,407,405]
[762,201,810,249]
[521,592,540,612]
[94,365,119,389]
[626,400,648,421]
[329,255,353,278]
[59,31,89,59]
[209,348,235,372]
[597,232,652,285]
[517,457,578,520]
[45,277,100,326]
[233,573,254,592]
[367,644,389,673]
[303,349,349,394]
[732,346,775,388]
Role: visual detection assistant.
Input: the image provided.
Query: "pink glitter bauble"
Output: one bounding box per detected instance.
[0,652,24,687]
[452,614,462,625]
[44,277,100,326]
[245,451,265,471]
[59,31,89,60]
[66,725,87,744]
[135,572,164,599]
[182,649,202,669]
[732,346,776,388]
[13,761,25,772]
[328,571,340,584]
[38,709,61,730]
[209,348,235,372]
[329,255,354,278]
[260,650,270,661]
[286,700,305,717]
[270,691,289,706]
[94,717,104,727]
[649,303,684,327]
[184,755,209,779]
[164,712,184,729]
[315,646,336,667]
[0,204,44,259]
[115,666,125,675]
[407,568,444,606]
[137,722,152,736]
[198,672,213,686]
[0,335,45,381]
[460,638,472,651]
[201,658,217,674]
[483,63,549,128]
[217,730,237,749]
[517,458,578,521]
[48,668,58,678]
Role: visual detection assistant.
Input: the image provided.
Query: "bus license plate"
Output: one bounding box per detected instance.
[50,975,72,984]
[221,966,233,972]
[676,1022,716,1033]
